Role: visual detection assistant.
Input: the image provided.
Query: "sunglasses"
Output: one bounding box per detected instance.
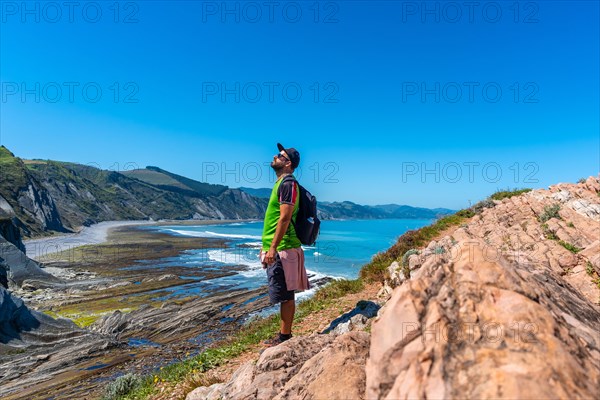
[276,153,290,161]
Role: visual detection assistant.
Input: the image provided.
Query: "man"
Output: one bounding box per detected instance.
[260,143,310,346]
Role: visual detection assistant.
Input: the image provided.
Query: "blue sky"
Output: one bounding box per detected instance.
[1,0,598,209]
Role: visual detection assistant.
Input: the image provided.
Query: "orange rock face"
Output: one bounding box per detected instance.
[367,177,600,399]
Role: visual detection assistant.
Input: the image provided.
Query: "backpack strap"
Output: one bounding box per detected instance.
[280,175,299,233]
[281,174,296,184]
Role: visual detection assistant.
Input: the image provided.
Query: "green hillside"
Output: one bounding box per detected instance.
[122,166,228,197]
[0,146,29,195]
[121,169,189,189]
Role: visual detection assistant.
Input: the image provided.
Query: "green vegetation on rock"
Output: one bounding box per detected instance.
[102,374,144,400]
[490,188,532,201]
[558,240,582,254]
[360,188,535,282]
[539,204,561,222]
[0,145,30,194]
[360,208,475,282]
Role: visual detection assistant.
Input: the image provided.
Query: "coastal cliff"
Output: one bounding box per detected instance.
[0,146,268,238]
[187,177,600,400]
[0,147,66,238]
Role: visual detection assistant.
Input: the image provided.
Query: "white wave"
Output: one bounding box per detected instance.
[162,229,260,240]
[206,249,264,277]
[162,229,209,237]
[306,269,336,281]
[242,242,262,248]
[295,287,318,302]
[204,231,262,240]
[205,248,346,283]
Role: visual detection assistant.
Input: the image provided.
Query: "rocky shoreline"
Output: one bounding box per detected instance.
[2,221,329,399]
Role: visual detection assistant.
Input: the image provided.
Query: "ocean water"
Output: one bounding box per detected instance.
[138,219,432,300]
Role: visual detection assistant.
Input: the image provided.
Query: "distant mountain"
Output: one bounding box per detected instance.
[371,204,455,219]
[237,188,455,219]
[0,146,267,238]
[319,201,454,220]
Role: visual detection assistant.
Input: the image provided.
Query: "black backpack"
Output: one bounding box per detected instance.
[282,175,320,246]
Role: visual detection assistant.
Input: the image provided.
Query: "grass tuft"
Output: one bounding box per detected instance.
[359,210,473,283]
[539,204,561,222]
[586,261,594,275]
[558,240,582,254]
[490,188,532,201]
[102,374,143,400]
[541,223,559,240]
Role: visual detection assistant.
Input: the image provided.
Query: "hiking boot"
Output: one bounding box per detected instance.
[263,333,292,347]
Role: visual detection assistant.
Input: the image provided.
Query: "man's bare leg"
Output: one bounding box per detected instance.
[280,299,296,335]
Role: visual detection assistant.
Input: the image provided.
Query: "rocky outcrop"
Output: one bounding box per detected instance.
[15,180,66,234]
[0,217,25,253]
[0,208,27,289]
[186,300,379,400]
[93,287,270,345]
[0,233,63,290]
[321,300,380,335]
[187,331,370,400]
[0,195,26,253]
[0,285,121,399]
[367,177,600,399]
[0,286,80,345]
[0,147,68,237]
[0,215,119,399]
[184,178,600,400]
[190,189,269,221]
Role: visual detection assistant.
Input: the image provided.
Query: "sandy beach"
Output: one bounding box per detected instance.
[23,220,155,260]
[23,219,260,260]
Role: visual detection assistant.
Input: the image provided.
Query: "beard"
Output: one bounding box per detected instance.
[271,161,284,171]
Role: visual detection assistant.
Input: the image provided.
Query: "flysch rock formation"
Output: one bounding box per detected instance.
[0,234,63,290]
[369,177,600,399]
[0,204,63,290]
[190,177,600,400]
[0,218,120,399]
[0,284,122,399]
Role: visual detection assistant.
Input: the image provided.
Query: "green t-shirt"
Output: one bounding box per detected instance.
[261,175,301,251]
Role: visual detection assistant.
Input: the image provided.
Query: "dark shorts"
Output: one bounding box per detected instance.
[266,254,295,305]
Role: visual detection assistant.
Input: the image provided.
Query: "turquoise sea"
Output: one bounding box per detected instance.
[138,219,433,301]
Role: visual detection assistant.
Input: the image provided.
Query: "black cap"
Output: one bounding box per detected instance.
[277,143,300,169]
